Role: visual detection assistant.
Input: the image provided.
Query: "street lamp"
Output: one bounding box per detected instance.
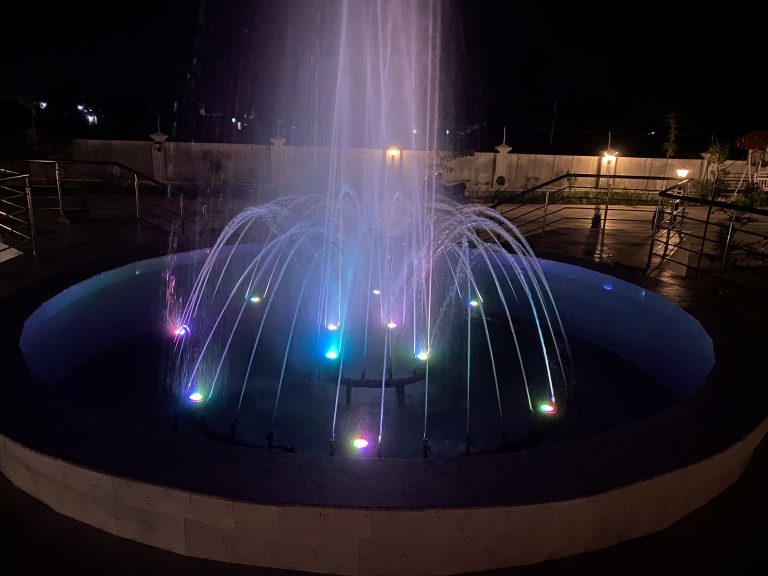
[602,130,618,165]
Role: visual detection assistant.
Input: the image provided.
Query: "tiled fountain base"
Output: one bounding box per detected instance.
[2,418,766,575]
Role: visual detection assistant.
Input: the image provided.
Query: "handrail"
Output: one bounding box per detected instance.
[0,173,30,183]
[645,186,768,293]
[23,159,169,191]
[660,189,768,217]
[490,173,685,209]
[1,167,23,177]
[0,174,36,255]
[0,158,209,239]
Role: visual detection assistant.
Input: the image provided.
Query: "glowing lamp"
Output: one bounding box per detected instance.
[387,321,397,329]
[602,283,613,291]
[469,299,480,308]
[188,392,204,403]
[249,295,262,304]
[416,351,429,361]
[676,168,689,178]
[327,323,339,331]
[372,289,381,295]
[538,402,557,414]
[353,438,369,449]
[325,350,339,360]
[174,324,190,336]
[602,150,617,164]
[387,146,400,159]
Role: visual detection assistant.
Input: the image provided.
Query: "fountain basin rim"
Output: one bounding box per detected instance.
[3,248,762,510]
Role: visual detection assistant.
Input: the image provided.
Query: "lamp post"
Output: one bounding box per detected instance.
[676,168,689,194]
[600,134,618,238]
[386,145,401,172]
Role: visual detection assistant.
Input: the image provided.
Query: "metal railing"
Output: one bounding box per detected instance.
[0,172,37,255]
[646,188,768,293]
[488,173,767,292]
[0,159,208,248]
[490,173,685,237]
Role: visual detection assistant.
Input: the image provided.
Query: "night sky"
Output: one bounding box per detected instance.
[2,0,765,156]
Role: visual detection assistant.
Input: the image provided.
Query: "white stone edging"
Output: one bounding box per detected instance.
[1,420,766,575]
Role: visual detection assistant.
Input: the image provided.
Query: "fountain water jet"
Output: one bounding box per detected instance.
[167,1,573,457]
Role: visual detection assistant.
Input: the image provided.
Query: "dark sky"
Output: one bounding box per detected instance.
[2,0,765,155]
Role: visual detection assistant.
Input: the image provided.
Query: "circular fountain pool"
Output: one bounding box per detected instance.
[20,248,713,458]
[7,249,768,576]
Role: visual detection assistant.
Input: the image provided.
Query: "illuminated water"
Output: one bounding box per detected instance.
[165,1,572,457]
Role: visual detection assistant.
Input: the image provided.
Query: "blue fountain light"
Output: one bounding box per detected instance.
[188,392,204,403]
[416,351,429,361]
[325,350,339,360]
[174,324,190,336]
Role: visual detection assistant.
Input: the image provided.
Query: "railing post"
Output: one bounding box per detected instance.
[677,200,687,232]
[661,204,672,261]
[695,205,714,276]
[542,190,550,232]
[719,210,737,277]
[645,205,661,271]
[54,162,69,224]
[133,173,141,221]
[25,177,38,255]
[601,184,610,231]
[179,193,185,234]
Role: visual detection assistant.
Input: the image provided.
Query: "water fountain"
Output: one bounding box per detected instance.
[168,198,573,458]
[6,2,764,575]
[165,0,571,458]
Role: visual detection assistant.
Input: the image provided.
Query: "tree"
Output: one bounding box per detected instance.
[707,139,730,178]
[662,112,678,159]
[701,139,731,200]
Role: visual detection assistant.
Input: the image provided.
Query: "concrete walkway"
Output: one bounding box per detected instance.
[1,209,766,574]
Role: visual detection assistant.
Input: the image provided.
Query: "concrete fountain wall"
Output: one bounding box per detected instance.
[2,251,766,575]
[2,424,765,575]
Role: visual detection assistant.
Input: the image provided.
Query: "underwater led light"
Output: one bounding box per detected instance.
[249,295,262,303]
[353,438,369,449]
[538,402,557,414]
[188,392,204,403]
[325,350,339,360]
[372,289,381,295]
[602,283,613,291]
[469,299,480,308]
[416,351,429,361]
[327,323,339,331]
[174,324,190,336]
[387,321,397,329]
